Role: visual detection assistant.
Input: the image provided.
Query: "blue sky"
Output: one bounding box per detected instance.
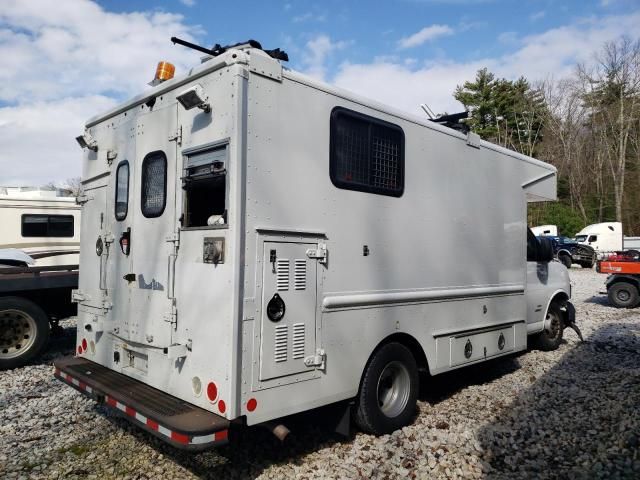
[1,0,639,185]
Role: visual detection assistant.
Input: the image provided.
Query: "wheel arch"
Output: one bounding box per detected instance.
[606,274,640,290]
[358,332,429,395]
[544,289,569,319]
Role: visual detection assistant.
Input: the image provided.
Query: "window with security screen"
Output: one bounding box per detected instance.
[141,151,167,218]
[330,107,405,197]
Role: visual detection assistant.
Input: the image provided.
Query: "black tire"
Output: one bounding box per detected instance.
[608,282,640,309]
[0,296,50,370]
[558,254,572,269]
[535,303,564,351]
[354,342,419,435]
[580,261,594,269]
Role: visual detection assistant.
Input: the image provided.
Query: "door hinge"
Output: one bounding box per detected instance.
[104,232,115,245]
[304,348,326,370]
[163,300,177,328]
[168,126,182,146]
[71,289,89,303]
[306,243,328,265]
[76,194,90,205]
[165,232,180,248]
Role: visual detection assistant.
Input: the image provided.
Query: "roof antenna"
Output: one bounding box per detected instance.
[420,103,435,119]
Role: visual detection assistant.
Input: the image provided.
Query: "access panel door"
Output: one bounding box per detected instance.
[76,179,108,311]
[260,242,317,381]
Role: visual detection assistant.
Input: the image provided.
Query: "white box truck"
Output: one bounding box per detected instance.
[55,39,577,449]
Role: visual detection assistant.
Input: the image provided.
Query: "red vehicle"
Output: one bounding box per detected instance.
[597,257,640,308]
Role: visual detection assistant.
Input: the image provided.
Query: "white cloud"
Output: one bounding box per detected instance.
[0,96,116,185]
[334,12,640,117]
[0,0,202,186]
[302,35,348,81]
[292,11,326,23]
[398,24,454,49]
[179,0,196,6]
[530,10,546,21]
[498,31,518,44]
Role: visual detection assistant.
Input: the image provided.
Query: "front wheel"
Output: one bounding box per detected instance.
[0,297,50,370]
[608,282,639,308]
[535,303,564,351]
[558,254,572,269]
[355,342,419,435]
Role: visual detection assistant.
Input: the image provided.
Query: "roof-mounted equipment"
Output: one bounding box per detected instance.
[170,37,289,62]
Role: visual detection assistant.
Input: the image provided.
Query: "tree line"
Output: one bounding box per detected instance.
[452,36,640,236]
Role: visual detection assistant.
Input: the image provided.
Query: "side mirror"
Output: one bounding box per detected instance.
[537,237,554,262]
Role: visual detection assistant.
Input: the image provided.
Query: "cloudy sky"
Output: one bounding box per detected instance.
[1,0,639,186]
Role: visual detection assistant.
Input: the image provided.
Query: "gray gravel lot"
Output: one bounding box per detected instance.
[1,267,639,479]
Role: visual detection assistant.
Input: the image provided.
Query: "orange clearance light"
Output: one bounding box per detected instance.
[154,61,175,82]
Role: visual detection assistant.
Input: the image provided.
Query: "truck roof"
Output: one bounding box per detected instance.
[85,45,556,196]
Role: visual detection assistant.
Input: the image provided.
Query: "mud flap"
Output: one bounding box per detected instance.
[562,302,583,342]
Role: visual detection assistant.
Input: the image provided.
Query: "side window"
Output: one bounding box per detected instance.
[588,235,597,242]
[330,107,404,197]
[22,214,74,237]
[141,151,167,218]
[115,160,129,221]
[182,144,228,228]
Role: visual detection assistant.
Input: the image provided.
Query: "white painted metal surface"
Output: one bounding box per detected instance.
[73,46,569,429]
[531,225,558,236]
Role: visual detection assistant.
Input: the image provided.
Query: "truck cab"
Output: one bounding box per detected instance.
[526,228,575,350]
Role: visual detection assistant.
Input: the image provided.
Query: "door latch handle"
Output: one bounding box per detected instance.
[270,249,277,273]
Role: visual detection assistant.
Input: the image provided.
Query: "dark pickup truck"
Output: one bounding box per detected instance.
[541,236,596,269]
[0,264,78,369]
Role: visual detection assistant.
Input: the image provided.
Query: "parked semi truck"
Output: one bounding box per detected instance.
[54,38,578,449]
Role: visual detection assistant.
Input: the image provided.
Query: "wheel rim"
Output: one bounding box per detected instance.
[544,309,561,340]
[376,360,411,418]
[0,309,38,359]
[616,289,631,302]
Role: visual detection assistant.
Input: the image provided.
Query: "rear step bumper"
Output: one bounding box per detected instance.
[54,356,230,450]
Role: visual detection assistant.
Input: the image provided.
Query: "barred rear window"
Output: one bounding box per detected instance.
[330,107,404,197]
[141,151,167,218]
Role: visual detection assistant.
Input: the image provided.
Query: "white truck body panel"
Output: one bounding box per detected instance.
[531,225,557,236]
[74,48,561,427]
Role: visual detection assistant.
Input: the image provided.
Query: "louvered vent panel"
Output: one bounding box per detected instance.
[292,323,305,359]
[294,259,307,290]
[276,259,290,291]
[274,325,288,363]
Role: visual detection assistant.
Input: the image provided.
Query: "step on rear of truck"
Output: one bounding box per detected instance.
[54,356,229,450]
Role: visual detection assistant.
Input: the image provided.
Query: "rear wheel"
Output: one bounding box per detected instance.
[580,261,594,269]
[355,342,418,435]
[0,297,50,370]
[608,282,640,308]
[558,254,572,269]
[535,303,564,351]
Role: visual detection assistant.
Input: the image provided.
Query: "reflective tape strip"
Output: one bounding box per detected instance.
[55,367,228,447]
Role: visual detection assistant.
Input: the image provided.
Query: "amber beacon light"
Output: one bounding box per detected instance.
[154,61,175,82]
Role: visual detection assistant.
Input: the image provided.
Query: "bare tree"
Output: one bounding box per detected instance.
[578,36,640,222]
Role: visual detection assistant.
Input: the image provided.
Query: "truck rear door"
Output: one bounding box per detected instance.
[110,104,179,348]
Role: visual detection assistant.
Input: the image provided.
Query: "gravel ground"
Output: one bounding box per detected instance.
[1,268,639,479]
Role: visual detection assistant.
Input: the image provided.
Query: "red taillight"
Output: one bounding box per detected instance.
[206,382,218,402]
[82,338,88,351]
[77,345,83,355]
[218,399,226,414]
[247,398,257,412]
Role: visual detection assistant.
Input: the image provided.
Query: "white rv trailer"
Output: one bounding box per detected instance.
[0,187,81,266]
[530,224,557,237]
[55,42,574,449]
